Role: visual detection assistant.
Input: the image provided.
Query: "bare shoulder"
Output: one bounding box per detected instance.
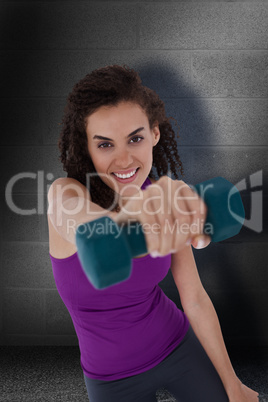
[47,177,90,260]
[47,176,91,205]
[148,176,174,185]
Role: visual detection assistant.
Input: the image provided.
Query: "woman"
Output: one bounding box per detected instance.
[47,65,259,401]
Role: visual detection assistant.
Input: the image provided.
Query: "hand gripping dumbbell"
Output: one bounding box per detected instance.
[75,177,245,290]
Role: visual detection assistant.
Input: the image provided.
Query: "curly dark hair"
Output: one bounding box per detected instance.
[58,64,184,212]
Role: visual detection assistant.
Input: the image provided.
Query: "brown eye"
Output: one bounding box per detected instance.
[98,142,112,149]
[130,136,143,143]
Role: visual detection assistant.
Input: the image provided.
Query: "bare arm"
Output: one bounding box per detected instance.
[170,246,259,401]
[47,177,117,245]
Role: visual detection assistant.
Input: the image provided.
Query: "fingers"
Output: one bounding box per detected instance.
[149,179,188,255]
[166,179,209,254]
[144,178,208,256]
[177,181,208,241]
[141,183,164,255]
[115,176,210,256]
[190,235,211,249]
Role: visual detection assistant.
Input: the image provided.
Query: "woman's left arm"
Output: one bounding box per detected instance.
[170,243,259,401]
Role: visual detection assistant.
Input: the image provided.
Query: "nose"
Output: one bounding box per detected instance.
[114,147,134,168]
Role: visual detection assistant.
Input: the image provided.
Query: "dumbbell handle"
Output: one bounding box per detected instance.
[119,221,147,258]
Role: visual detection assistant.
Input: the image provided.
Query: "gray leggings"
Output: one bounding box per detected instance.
[83,325,229,402]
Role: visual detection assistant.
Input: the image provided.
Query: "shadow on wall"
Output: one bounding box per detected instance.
[136,62,264,349]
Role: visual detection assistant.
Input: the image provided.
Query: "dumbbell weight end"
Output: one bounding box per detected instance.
[192,177,245,242]
[76,176,245,290]
[75,218,147,290]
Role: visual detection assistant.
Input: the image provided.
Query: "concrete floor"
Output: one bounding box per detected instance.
[0,346,267,401]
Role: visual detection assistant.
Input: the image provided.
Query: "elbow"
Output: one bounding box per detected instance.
[181,287,210,315]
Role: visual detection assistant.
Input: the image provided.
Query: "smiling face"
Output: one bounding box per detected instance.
[86,101,160,200]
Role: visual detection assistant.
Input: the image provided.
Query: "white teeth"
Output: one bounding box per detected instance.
[114,169,137,179]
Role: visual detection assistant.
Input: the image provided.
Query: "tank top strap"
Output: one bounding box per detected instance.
[141,176,152,191]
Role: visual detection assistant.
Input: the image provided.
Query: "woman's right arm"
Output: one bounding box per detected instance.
[47,177,118,246]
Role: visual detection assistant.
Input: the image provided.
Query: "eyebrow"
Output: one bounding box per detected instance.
[92,127,145,141]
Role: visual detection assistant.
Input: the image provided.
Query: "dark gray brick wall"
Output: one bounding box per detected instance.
[0,1,267,349]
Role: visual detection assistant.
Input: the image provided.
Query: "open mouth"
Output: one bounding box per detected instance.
[112,168,140,182]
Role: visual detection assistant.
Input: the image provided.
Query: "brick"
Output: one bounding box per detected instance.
[2,242,56,289]
[192,242,268,291]
[236,194,268,243]
[165,99,268,146]
[137,52,191,98]
[43,335,78,346]
[41,99,67,145]
[0,98,65,147]
[0,100,43,146]
[2,194,42,242]
[0,3,39,50]
[45,290,76,335]
[0,3,137,50]
[207,290,268,346]
[42,145,66,182]
[140,3,268,50]
[42,209,50,243]
[0,146,45,194]
[41,3,137,50]
[1,335,45,346]
[192,51,268,97]
[3,289,44,334]
[190,147,268,193]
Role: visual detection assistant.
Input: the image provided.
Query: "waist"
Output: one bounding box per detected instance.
[74,291,189,380]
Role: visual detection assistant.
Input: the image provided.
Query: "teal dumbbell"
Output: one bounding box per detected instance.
[75,177,245,290]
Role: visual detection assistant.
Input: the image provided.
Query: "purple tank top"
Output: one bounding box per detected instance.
[49,177,189,381]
